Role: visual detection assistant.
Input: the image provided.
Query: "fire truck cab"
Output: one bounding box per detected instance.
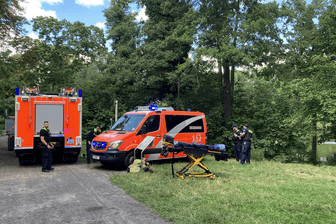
[90,106,207,167]
[14,86,82,164]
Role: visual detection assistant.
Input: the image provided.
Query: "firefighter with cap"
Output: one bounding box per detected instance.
[86,125,101,164]
[40,121,54,172]
[232,124,242,162]
[239,123,253,165]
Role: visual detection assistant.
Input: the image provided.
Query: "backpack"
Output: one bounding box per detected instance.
[128,159,142,173]
[127,158,152,173]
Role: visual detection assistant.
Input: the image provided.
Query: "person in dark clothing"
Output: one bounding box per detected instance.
[239,123,253,165]
[40,121,54,172]
[86,125,101,164]
[232,124,242,162]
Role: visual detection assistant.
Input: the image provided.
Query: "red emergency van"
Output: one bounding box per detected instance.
[90,106,207,167]
[13,86,82,164]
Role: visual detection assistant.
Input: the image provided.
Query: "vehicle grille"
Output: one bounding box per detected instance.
[92,141,108,150]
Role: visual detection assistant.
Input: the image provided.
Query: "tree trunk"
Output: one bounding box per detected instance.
[311,120,317,165]
[217,58,224,103]
[223,64,231,122]
[231,66,235,99]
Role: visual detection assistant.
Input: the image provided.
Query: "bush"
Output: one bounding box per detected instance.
[326,154,336,166]
[250,145,265,161]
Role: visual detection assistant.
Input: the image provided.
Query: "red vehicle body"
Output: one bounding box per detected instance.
[13,86,82,164]
[90,106,207,167]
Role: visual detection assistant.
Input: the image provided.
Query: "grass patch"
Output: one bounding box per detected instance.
[316,144,336,158]
[110,157,336,224]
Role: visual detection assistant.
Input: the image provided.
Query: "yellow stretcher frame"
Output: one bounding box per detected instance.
[176,151,223,180]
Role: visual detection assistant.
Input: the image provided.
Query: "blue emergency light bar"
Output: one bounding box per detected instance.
[15,88,20,96]
[149,105,158,111]
[78,89,82,97]
[135,106,175,111]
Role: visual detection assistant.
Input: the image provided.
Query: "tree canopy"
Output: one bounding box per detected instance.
[2,0,336,164]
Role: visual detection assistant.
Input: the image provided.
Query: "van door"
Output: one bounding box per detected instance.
[136,114,163,160]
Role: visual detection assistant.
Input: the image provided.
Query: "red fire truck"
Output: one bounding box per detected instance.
[13,86,82,164]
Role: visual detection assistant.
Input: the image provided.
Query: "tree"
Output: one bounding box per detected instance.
[197,0,287,124]
[104,0,140,59]
[0,0,28,42]
[30,17,107,92]
[136,0,198,106]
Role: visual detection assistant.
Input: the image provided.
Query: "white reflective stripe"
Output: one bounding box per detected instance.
[15,147,33,150]
[15,137,21,147]
[154,115,205,148]
[146,153,161,161]
[76,136,81,145]
[79,98,82,141]
[15,96,17,141]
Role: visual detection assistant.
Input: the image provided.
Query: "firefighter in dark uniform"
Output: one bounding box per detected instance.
[232,124,242,162]
[239,124,253,165]
[40,121,54,172]
[86,125,101,164]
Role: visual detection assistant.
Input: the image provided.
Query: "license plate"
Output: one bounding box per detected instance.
[92,155,100,160]
[67,139,74,144]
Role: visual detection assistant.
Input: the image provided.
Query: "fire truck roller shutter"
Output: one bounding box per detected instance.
[35,104,64,135]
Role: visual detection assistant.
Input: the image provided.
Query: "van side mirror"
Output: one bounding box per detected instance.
[141,125,147,135]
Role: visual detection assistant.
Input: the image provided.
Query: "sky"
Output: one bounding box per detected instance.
[19,0,148,40]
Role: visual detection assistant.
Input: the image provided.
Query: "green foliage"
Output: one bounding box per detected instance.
[104,0,139,58]
[0,0,28,40]
[30,16,107,92]
[135,0,197,100]
[0,50,27,117]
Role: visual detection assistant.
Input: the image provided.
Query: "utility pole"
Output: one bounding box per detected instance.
[115,100,118,123]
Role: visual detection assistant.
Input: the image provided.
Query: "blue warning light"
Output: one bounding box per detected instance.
[78,89,82,97]
[15,88,20,96]
[149,105,158,111]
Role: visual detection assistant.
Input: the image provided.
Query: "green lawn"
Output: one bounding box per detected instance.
[316,143,336,159]
[110,157,336,224]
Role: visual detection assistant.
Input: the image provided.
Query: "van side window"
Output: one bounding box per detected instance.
[143,115,160,133]
[165,115,204,133]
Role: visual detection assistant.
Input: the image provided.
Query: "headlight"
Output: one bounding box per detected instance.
[107,140,123,151]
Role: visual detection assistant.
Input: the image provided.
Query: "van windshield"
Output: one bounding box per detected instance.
[110,114,146,132]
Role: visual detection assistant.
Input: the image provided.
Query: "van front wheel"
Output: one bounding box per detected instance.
[124,152,135,168]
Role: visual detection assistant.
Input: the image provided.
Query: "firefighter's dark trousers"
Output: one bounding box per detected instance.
[234,142,241,161]
[240,141,251,165]
[86,143,92,163]
[42,146,52,170]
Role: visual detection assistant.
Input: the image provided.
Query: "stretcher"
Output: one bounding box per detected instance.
[161,135,228,179]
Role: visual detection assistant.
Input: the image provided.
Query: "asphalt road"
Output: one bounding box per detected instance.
[0,135,170,224]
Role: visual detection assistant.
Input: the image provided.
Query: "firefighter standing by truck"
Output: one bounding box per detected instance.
[86,125,101,164]
[40,121,54,172]
[239,124,253,165]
